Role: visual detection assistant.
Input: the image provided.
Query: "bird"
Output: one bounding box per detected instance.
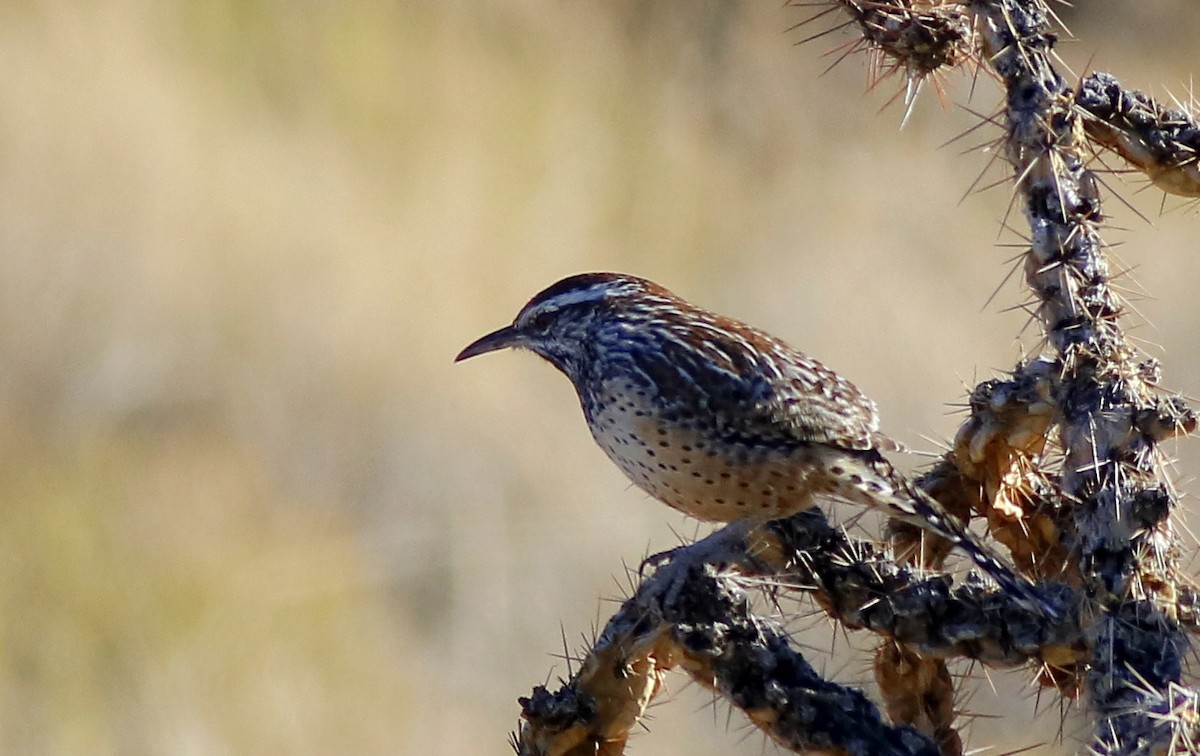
[456,272,1053,615]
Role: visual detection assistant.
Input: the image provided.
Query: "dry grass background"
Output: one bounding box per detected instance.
[0,1,1197,753]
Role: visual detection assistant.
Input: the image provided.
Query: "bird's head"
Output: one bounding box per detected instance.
[455,272,666,379]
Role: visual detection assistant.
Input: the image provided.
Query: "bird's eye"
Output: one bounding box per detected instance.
[529,311,555,331]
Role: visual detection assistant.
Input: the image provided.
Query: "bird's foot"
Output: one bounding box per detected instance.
[639,545,684,577]
[637,521,763,610]
[638,520,756,579]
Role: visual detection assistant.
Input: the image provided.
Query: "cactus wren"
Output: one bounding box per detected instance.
[457,272,1051,614]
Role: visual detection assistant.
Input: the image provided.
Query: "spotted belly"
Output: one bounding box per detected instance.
[586,397,831,522]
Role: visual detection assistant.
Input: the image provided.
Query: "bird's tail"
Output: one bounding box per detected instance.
[831,450,1058,618]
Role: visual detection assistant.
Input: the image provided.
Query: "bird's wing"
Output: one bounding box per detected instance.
[637,315,897,453]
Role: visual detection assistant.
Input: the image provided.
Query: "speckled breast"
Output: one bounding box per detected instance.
[584,382,830,522]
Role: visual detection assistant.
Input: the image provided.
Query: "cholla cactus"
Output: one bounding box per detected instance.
[514,2,1200,754]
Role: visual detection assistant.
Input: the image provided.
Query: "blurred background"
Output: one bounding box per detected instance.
[0,1,1197,753]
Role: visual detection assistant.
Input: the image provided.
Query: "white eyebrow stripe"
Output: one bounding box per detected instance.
[531,282,639,313]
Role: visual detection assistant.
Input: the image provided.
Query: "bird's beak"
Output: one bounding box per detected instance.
[455,325,521,362]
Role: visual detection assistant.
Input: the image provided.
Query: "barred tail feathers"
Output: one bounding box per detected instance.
[824,451,1056,618]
